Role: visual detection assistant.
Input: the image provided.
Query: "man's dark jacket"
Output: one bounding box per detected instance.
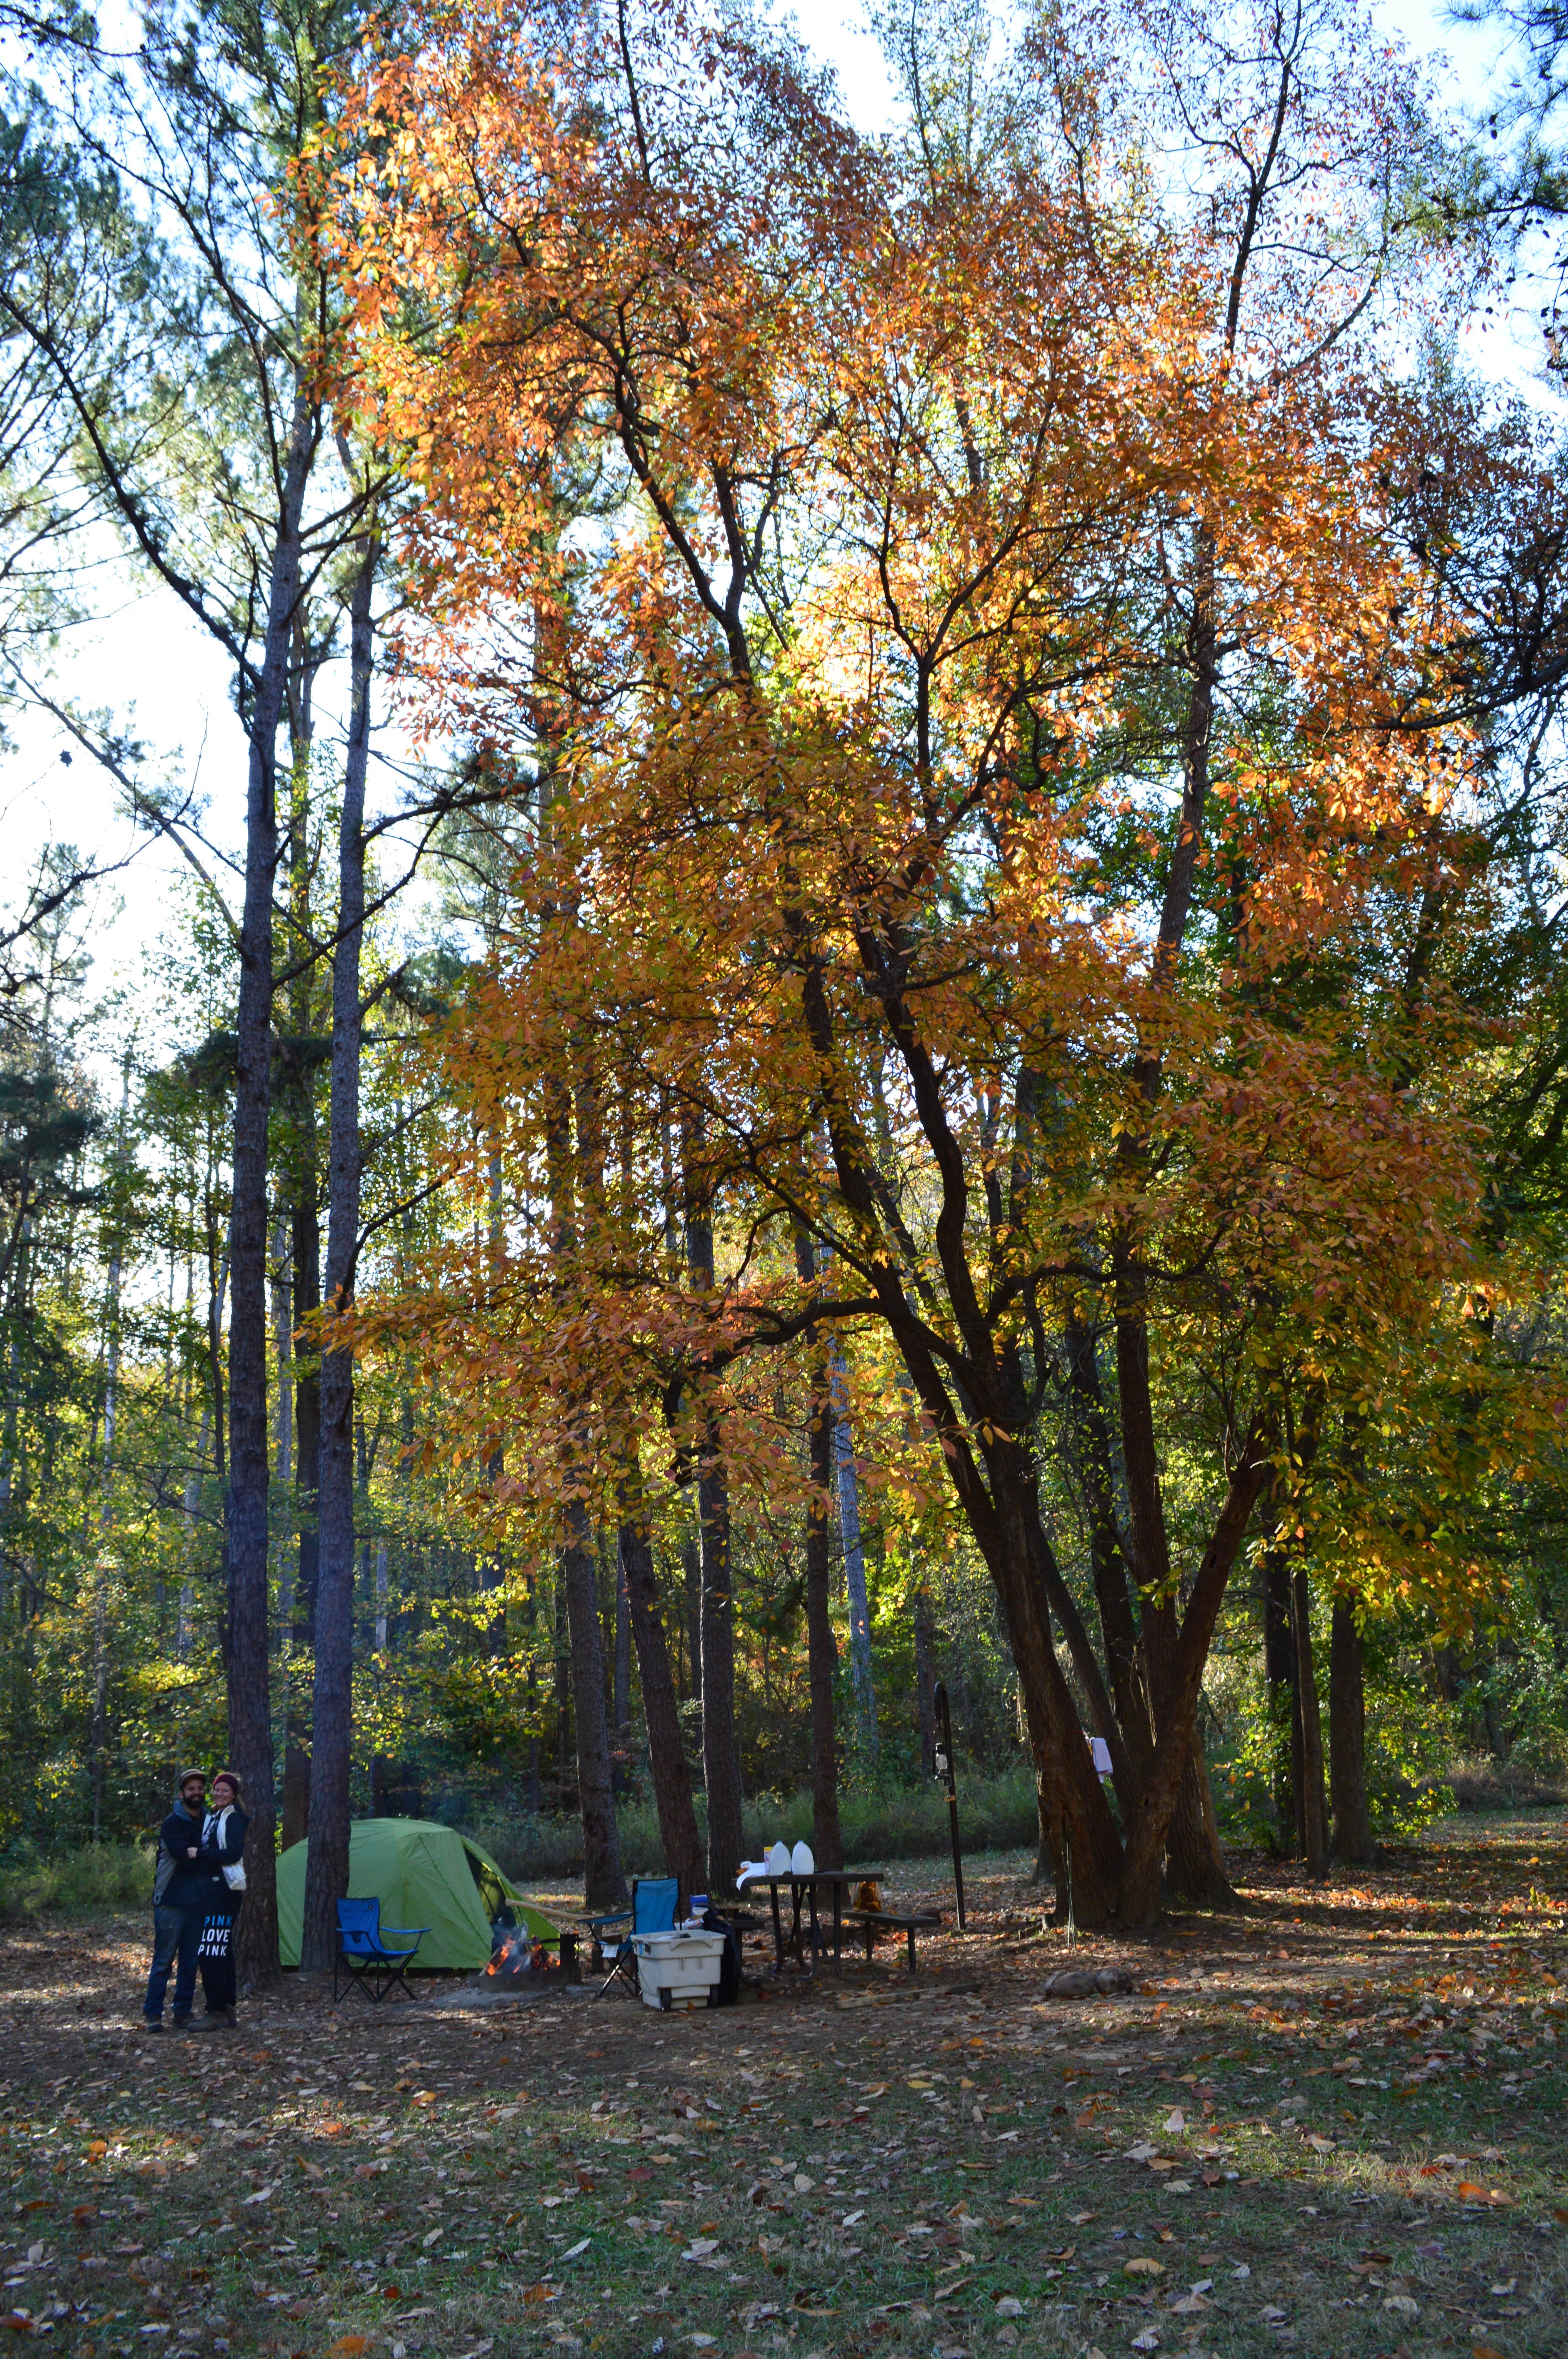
[158,1804,225,1910]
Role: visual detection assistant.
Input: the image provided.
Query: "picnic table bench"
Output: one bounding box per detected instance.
[840,1904,943,1973]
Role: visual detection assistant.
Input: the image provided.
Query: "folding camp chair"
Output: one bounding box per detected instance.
[333,1897,430,2004]
[584,1876,681,1997]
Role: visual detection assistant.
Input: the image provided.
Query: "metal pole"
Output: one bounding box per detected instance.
[933,1680,966,1930]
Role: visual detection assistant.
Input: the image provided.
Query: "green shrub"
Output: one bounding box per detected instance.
[467,1767,1039,1887]
[0,1841,152,1920]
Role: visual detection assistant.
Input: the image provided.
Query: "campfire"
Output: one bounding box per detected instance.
[485,1922,580,1986]
[486,1924,551,1984]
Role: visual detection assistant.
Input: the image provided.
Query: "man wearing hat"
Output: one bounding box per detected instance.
[142,1767,213,2031]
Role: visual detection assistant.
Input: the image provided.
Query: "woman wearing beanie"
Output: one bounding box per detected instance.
[195,1770,248,2029]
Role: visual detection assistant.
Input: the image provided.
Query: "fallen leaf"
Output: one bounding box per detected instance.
[329,2340,370,2357]
[1124,2257,1163,2277]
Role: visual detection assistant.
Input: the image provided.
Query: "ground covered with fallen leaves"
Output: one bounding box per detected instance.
[2,1810,1566,2359]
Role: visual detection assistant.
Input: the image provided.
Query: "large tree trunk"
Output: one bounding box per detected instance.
[612,1536,631,1796]
[827,1335,876,1758]
[618,1506,704,1898]
[1063,1303,1150,1779]
[300,531,374,1973]
[1292,1563,1328,1878]
[1114,1429,1273,1924]
[697,1442,745,1895]
[561,1499,628,1910]
[796,1229,842,1870]
[281,1180,319,1850]
[1164,1727,1236,1906]
[227,394,314,1991]
[1329,1591,1375,1865]
[1260,1534,1298,1856]
[683,1141,745,1896]
[803,1353,843,1872]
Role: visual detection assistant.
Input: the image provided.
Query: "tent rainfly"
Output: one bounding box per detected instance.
[276,1817,560,1970]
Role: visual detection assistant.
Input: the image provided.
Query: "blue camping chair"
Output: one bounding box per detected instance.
[583,1877,681,1998]
[333,1897,431,2005]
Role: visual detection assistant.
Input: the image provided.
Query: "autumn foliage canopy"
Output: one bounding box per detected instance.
[319,0,1556,1922]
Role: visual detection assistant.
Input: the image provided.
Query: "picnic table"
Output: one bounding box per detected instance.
[740,1867,866,1976]
[740,1867,940,1977]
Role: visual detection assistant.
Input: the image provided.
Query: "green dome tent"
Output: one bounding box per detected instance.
[277,1818,560,1970]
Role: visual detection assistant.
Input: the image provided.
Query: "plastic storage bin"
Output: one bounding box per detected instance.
[630,1928,726,2011]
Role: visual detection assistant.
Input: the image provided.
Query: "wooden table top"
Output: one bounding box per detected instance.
[743,1868,878,1887]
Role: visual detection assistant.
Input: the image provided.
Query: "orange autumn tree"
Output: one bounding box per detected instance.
[329,0,1523,1925]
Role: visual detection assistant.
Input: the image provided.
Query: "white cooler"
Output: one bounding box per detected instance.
[630,1928,726,2011]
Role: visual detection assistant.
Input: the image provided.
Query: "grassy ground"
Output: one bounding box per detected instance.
[2,1813,1565,2359]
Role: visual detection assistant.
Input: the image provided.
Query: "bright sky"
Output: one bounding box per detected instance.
[1,0,1550,1075]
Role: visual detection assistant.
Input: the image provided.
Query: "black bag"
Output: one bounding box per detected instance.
[701,1910,742,2006]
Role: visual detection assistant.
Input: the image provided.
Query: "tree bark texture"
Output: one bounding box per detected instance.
[612,1537,631,1797]
[227,394,314,1991]
[827,1335,876,1757]
[1114,1430,1273,1922]
[1292,1562,1328,1878]
[281,1180,319,1849]
[795,1228,843,1869]
[804,1357,843,1871]
[1260,1535,1298,1855]
[618,1508,704,1899]
[561,1498,628,1910]
[683,1149,745,1896]
[1329,1592,1376,1864]
[301,531,374,1974]
[697,1443,746,1895]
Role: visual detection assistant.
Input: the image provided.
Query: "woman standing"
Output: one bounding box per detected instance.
[196,1769,249,2030]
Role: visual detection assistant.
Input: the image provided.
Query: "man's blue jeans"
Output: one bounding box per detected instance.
[144,1905,204,2021]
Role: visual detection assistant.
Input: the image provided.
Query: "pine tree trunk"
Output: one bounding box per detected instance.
[228,394,315,1991]
[697,1442,746,1895]
[1292,1563,1328,1878]
[561,1499,628,1910]
[1260,1536,1298,1856]
[300,530,374,1974]
[282,1181,319,1850]
[612,1538,631,1798]
[1329,1592,1376,1864]
[618,1509,704,1898]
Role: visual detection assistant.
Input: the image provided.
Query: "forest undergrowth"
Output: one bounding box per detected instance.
[2,1816,1565,2359]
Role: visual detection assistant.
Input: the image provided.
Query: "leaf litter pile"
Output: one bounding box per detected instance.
[2,1816,1566,2359]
